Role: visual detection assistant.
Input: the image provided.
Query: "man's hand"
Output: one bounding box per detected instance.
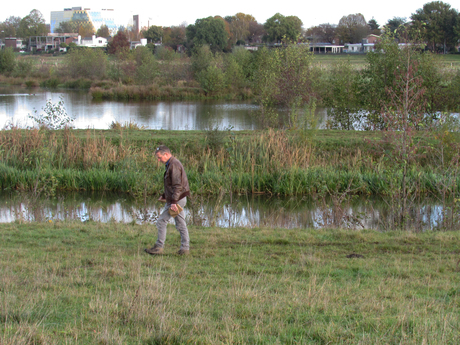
[170,203,178,212]
[158,196,166,203]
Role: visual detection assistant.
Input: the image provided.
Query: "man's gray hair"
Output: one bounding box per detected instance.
[155,145,171,155]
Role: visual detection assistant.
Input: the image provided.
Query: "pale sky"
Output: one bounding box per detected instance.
[2,0,457,29]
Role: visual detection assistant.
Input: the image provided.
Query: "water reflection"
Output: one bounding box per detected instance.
[0,87,328,130]
[0,191,453,231]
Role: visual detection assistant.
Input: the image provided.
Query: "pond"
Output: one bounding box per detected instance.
[0,190,452,231]
[1,88,456,230]
[0,87,328,130]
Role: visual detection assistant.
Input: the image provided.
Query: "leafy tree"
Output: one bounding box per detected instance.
[305,23,337,43]
[254,43,317,127]
[264,13,302,43]
[191,45,214,75]
[336,13,369,43]
[360,35,440,128]
[55,21,77,33]
[248,21,265,43]
[154,45,176,61]
[0,16,21,38]
[323,60,360,130]
[134,46,158,84]
[186,17,228,52]
[0,47,16,74]
[54,20,94,37]
[232,45,256,81]
[162,25,186,51]
[411,1,460,53]
[18,9,48,38]
[142,25,163,43]
[96,25,110,38]
[64,47,108,79]
[214,16,233,51]
[371,45,429,229]
[197,64,225,95]
[227,12,257,44]
[367,18,381,35]
[223,52,246,92]
[108,50,136,84]
[384,17,409,40]
[107,30,130,54]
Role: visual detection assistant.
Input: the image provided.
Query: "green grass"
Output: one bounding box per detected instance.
[1,128,459,199]
[1,222,459,344]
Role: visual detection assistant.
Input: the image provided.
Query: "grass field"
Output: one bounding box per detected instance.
[1,222,459,344]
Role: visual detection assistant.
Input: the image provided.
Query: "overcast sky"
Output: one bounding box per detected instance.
[2,0,457,29]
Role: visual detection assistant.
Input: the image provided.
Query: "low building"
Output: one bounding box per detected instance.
[4,37,25,50]
[29,34,78,51]
[309,43,344,53]
[77,35,108,48]
[130,38,147,49]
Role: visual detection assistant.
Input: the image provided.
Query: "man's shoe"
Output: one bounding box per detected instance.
[144,246,164,255]
[177,249,190,255]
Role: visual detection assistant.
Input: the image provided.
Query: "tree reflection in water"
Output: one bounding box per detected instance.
[0,191,453,231]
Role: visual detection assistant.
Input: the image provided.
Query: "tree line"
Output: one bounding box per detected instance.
[1,1,460,53]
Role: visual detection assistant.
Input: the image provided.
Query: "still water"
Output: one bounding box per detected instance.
[0,88,450,230]
[0,191,449,231]
[0,87,327,130]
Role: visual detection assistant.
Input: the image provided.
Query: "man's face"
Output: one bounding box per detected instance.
[155,152,169,164]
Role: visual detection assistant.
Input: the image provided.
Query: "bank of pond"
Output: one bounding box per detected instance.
[0,127,459,231]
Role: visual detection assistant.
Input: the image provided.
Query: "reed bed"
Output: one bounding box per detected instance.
[0,128,459,199]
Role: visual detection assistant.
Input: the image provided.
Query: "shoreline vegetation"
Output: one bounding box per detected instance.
[0,43,459,108]
[1,222,459,344]
[0,127,458,197]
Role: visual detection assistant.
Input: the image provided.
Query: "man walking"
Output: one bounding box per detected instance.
[145,145,190,255]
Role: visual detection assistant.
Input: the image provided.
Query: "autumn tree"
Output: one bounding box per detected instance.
[162,25,186,51]
[411,1,460,53]
[248,21,265,43]
[227,13,257,44]
[107,30,130,54]
[336,13,369,43]
[305,23,337,43]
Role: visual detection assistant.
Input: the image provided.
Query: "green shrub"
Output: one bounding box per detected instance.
[12,58,34,77]
[0,47,16,74]
[64,48,108,79]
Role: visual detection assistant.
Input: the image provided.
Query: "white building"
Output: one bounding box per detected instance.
[77,35,108,48]
[50,7,128,35]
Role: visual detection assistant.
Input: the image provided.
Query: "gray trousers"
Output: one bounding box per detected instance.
[155,197,189,250]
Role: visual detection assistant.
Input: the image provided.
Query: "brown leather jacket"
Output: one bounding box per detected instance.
[161,156,190,203]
